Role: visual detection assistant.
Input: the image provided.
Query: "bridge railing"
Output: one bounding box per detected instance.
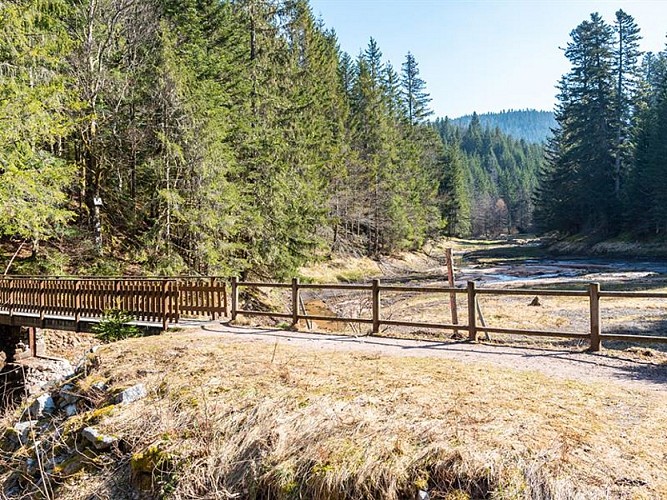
[0,277,227,330]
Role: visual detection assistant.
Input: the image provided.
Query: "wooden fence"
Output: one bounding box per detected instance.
[0,277,227,330]
[230,278,667,352]
[1,275,666,352]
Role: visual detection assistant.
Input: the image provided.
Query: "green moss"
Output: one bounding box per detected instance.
[62,405,116,437]
[131,443,176,493]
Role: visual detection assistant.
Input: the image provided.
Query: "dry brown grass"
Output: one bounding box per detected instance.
[4,331,666,499]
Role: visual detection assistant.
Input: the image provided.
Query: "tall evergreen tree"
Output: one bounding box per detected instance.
[535,13,616,234]
[401,52,432,125]
[612,9,642,200]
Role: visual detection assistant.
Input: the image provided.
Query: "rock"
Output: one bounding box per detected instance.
[528,296,541,306]
[115,384,147,405]
[92,381,108,391]
[82,427,117,450]
[29,394,56,419]
[64,404,78,417]
[418,491,430,500]
[59,384,79,406]
[13,420,38,444]
[20,358,74,396]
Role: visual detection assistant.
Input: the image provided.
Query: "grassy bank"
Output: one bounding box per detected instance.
[2,331,666,499]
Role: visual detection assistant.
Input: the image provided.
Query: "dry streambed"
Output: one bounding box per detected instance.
[2,331,666,499]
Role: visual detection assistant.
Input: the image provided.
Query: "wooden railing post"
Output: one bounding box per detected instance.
[589,282,601,352]
[8,278,14,322]
[162,279,169,331]
[467,281,477,342]
[74,280,81,331]
[222,281,228,317]
[230,277,238,322]
[174,280,180,323]
[291,277,300,327]
[39,280,45,326]
[210,277,217,321]
[372,279,380,334]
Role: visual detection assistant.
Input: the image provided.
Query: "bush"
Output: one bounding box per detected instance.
[92,309,142,342]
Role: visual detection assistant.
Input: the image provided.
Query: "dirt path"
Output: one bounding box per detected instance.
[183,321,667,393]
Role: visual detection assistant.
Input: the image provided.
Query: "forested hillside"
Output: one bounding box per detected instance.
[434,116,544,236]
[535,10,667,239]
[0,0,446,277]
[449,109,556,143]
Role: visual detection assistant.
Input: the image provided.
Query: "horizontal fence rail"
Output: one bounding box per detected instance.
[230,278,667,352]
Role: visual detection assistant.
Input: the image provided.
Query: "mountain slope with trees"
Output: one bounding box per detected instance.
[434,115,544,236]
[449,109,556,143]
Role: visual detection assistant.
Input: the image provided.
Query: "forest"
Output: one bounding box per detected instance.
[1,0,537,278]
[536,10,667,239]
[449,109,556,143]
[1,1,665,279]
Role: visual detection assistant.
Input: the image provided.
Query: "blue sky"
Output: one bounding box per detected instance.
[309,0,667,118]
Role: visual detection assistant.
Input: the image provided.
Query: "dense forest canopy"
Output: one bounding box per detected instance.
[0,0,450,277]
[1,1,664,278]
[449,110,556,144]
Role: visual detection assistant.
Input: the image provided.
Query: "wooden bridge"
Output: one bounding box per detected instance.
[1,276,667,359]
[0,276,227,340]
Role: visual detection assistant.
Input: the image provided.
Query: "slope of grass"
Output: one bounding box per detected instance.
[2,331,666,499]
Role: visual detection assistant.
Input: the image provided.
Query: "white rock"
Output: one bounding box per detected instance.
[13,421,37,444]
[64,404,78,417]
[418,491,430,500]
[115,384,147,404]
[29,394,56,418]
[82,426,117,450]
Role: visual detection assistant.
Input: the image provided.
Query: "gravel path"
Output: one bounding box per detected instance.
[184,321,667,393]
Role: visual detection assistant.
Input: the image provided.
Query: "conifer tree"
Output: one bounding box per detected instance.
[401,52,432,125]
[0,0,76,254]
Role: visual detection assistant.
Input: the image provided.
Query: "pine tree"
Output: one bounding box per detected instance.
[0,0,76,254]
[401,52,432,125]
[612,10,642,202]
[536,13,616,234]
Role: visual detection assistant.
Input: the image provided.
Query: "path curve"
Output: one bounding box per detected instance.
[181,321,667,393]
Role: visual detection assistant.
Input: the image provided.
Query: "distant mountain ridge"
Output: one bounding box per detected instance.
[448,109,556,143]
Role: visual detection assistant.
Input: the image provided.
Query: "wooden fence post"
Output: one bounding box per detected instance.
[74,280,81,332]
[222,281,228,317]
[210,277,217,321]
[173,280,180,324]
[162,279,169,331]
[589,282,601,352]
[372,279,380,334]
[39,280,45,327]
[291,277,300,327]
[230,277,238,322]
[467,281,477,342]
[8,279,14,321]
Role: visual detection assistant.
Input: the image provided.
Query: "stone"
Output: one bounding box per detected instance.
[64,404,78,417]
[91,381,108,391]
[82,427,117,450]
[115,384,147,405]
[29,394,56,419]
[418,491,430,500]
[13,420,38,445]
[59,384,79,405]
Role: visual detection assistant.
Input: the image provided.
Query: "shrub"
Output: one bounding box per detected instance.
[92,309,142,342]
